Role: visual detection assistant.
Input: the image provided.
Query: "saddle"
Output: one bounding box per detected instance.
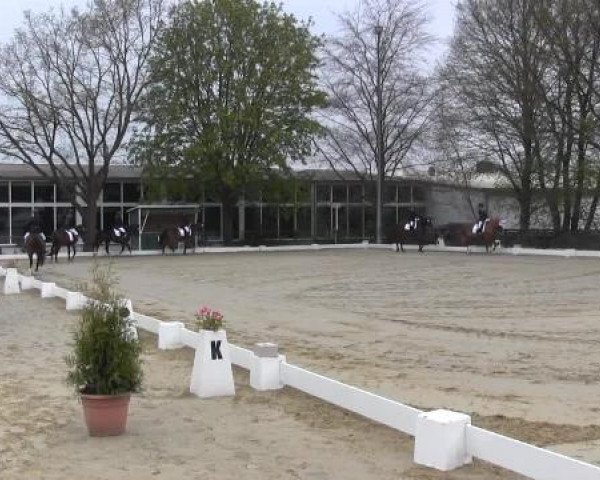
[66,228,79,243]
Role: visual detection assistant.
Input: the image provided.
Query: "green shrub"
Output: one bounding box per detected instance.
[66,264,142,395]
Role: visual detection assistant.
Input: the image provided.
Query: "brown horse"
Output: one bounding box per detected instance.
[49,226,84,262]
[24,232,46,272]
[456,216,504,253]
[158,224,200,255]
[395,217,437,253]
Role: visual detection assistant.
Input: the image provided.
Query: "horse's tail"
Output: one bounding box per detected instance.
[158,230,165,247]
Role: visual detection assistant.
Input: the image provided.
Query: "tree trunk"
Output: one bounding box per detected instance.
[570,135,587,231]
[220,188,238,245]
[83,192,99,251]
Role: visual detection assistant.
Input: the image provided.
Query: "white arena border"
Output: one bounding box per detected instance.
[2,241,600,260]
[1,268,600,479]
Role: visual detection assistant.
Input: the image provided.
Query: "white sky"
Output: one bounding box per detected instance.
[0,0,457,59]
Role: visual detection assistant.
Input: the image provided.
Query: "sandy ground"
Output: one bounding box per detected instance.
[0,292,521,479]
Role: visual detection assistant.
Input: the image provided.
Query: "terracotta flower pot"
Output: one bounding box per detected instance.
[80,393,131,437]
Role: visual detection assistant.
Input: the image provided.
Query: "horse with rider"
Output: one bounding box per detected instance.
[440,203,504,253]
[94,212,139,255]
[158,216,201,255]
[22,211,46,272]
[395,210,437,253]
[49,212,85,262]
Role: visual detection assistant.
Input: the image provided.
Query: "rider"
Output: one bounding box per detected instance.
[178,216,192,237]
[473,203,488,234]
[23,211,45,242]
[113,212,127,238]
[404,210,420,232]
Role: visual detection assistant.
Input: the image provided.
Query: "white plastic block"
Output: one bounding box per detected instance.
[250,343,284,391]
[20,275,35,290]
[414,409,472,471]
[40,282,56,298]
[158,321,185,349]
[190,329,235,398]
[66,291,87,311]
[258,245,268,252]
[3,268,20,295]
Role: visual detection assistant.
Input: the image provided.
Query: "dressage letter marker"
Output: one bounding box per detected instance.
[190,330,235,398]
[210,340,223,360]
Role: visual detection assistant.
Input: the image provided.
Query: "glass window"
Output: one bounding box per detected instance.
[334,205,348,237]
[316,184,330,203]
[0,207,8,243]
[332,185,347,203]
[364,184,375,204]
[398,186,411,203]
[11,207,32,242]
[413,186,426,202]
[56,184,73,203]
[349,185,363,203]
[316,206,331,238]
[384,184,397,203]
[103,183,121,203]
[296,206,311,238]
[262,206,278,238]
[244,206,261,240]
[364,206,375,241]
[295,182,311,203]
[37,207,55,236]
[348,206,363,238]
[35,183,54,203]
[11,182,31,203]
[57,207,76,229]
[203,206,221,240]
[0,183,8,203]
[102,207,122,229]
[122,183,141,203]
[279,207,295,238]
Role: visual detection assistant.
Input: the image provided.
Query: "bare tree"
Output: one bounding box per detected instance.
[316,0,435,239]
[0,0,164,246]
[442,0,549,232]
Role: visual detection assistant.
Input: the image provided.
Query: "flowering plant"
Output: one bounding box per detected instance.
[195,305,224,332]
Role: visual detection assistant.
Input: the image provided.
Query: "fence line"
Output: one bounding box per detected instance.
[1,268,600,479]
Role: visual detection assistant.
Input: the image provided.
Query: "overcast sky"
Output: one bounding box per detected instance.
[0,0,457,59]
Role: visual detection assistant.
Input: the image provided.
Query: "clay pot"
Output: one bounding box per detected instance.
[80,393,131,437]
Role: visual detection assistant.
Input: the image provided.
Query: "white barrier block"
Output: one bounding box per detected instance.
[124,299,138,341]
[40,282,56,298]
[66,291,87,311]
[158,321,185,350]
[190,329,235,398]
[250,343,285,391]
[3,268,20,295]
[20,275,35,290]
[258,245,268,252]
[414,409,472,471]
[0,266,6,276]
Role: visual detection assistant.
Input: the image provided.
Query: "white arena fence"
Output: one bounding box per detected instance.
[3,240,600,260]
[1,267,600,479]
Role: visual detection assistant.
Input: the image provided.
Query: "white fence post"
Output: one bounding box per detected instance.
[3,268,21,295]
[414,409,472,471]
[66,292,87,311]
[250,343,285,391]
[124,299,138,341]
[40,282,56,298]
[20,275,35,291]
[158,321,185,350]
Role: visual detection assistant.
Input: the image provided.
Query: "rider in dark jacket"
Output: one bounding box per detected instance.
[23,211,45,241]
[405,210,420,231]
[113,212,126,238]
[475,203,488,234]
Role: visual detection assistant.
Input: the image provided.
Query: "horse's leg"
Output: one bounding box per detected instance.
[72,243,77,261]
[419,244,424,253]
[29,253,33,273]
[105,238,110,256]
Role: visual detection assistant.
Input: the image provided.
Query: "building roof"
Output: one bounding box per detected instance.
[0,162,142,180]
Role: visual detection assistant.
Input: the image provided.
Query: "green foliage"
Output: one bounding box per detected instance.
[133,0,326,205]
[66,264,142,395]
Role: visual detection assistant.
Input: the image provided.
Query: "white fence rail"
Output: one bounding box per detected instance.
[281,362,421,436]
[467,426,600,480]
[2,268,600,479]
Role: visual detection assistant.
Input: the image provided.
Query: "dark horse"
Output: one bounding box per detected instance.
[158,223,200,255]
[49,226,85,262]
[94,224,139,255]
[24,232,46,272]
[455,216,504,253]
[395,217,437,253]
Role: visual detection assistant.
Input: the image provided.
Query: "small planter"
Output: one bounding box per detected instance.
[81,393,131,437]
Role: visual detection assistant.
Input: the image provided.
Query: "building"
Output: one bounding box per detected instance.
[0,163,504,247]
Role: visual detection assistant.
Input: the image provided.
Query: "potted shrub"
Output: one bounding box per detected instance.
[66,265,142,436]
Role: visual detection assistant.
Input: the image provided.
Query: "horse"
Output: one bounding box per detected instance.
[24,232,46,273]
[94,224,139,256]
[158,223,200,255]
[49,225,85,262]
[395,217,437,253]
[455,216,504,253]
